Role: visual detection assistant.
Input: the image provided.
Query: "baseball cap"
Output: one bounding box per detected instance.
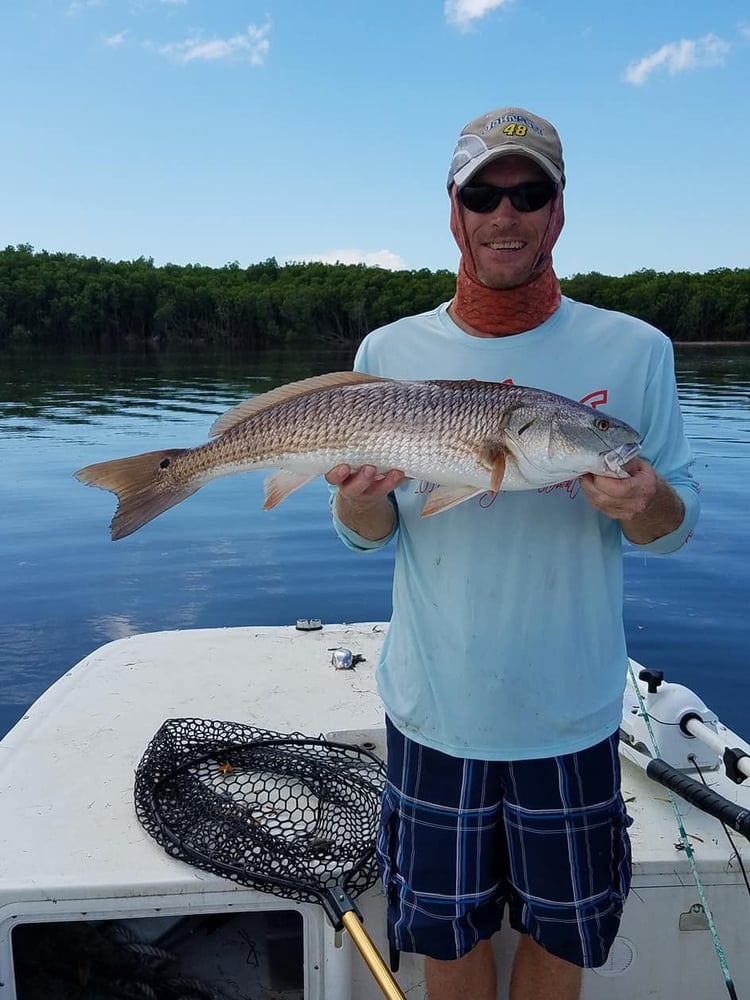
[447,107,565,189]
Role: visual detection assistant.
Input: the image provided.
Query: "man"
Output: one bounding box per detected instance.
[326,107,700,1000]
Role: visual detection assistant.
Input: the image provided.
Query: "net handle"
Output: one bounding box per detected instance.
[340,910,406,1000]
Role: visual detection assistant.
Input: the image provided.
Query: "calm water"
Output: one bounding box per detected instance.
[1,345,748,739]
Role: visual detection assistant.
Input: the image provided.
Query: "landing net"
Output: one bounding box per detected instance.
[134,718,386,905]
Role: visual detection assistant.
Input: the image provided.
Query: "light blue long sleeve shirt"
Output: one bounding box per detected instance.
[331,297,700,760]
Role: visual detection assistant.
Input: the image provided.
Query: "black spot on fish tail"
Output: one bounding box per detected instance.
[75,448,198,540]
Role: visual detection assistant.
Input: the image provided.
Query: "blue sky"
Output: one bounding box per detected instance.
[2,1,748,278]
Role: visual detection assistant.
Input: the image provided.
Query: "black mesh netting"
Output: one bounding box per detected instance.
[134,718,386,906]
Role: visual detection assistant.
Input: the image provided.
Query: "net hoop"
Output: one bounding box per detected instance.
[134,718,386,906]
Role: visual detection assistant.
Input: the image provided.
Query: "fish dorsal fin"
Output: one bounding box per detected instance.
[209,372,387,437]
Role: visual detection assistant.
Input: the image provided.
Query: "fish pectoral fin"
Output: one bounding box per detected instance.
[420,485,485,517]
[489,451,506,492]
[477,445,507,493]
[263,470,318,510]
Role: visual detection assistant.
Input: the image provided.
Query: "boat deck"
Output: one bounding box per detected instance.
[1,623,748,999]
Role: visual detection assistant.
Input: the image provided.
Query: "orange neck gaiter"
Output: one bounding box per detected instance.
[449,184,565,337]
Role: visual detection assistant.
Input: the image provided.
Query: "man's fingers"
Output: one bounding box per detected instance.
[581,461,659,520]
[324,464,352,486]
[374,469,407,494]
[622,457,643,475]
[325,464,405,497]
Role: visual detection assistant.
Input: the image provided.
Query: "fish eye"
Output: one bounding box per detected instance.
[594,418,611,432]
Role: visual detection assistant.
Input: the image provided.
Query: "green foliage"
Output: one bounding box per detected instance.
[0,246,456,349]
[560,268,750,343]
[0,245,747,349]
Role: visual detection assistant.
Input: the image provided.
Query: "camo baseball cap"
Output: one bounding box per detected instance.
[447,107,565,188]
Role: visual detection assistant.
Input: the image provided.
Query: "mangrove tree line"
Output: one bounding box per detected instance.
[1,244,747,349]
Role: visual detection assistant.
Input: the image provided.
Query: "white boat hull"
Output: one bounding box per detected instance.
[1,623,748,998]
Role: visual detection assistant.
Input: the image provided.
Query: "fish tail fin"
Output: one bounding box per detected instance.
[75,449,198,540]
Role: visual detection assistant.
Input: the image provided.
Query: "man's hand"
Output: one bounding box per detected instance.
[326,465,405,541]
[580,458,685,544]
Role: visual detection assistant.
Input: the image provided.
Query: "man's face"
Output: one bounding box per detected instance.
[459,155,554,290]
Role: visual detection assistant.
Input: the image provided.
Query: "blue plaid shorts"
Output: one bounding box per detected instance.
[377,718,632,967]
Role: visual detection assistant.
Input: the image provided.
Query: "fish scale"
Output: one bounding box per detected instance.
[75,372,641,540]
[248,382,489,485]
[213,382,487,483]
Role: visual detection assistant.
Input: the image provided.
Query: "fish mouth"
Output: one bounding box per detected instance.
[603,442,641,474]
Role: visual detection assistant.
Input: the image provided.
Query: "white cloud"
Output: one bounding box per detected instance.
[740,23,750,40]
[297,250,407,271]
[159,22,271,64]
[102,30,127,47]
[445,0,513,30]
[66,0,104,15]
[625,33,730,85]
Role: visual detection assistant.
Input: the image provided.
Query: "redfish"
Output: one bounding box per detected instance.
[75,372,640,540]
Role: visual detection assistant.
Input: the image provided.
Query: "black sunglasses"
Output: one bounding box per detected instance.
[458,180,557,214]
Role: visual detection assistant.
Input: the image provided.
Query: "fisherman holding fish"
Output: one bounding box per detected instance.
[326,108,700,1000]
[75,104,700,1000]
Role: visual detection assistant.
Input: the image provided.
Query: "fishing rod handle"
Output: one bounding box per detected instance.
[646,758,750,839]
[341,911,407,1000]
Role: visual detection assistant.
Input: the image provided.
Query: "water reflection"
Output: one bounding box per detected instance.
[0,343,748,740]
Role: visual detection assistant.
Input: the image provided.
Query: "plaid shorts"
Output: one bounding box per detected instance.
[377,718,632,967]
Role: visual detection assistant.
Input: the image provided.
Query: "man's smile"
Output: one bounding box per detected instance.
[485,239,527,251]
